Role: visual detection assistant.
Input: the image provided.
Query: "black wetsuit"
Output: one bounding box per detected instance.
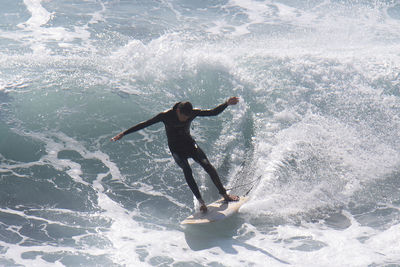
[122,102,228,200]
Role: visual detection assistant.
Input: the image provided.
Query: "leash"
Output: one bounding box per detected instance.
[226,175,262,196]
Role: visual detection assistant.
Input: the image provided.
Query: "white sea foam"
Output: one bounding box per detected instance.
[18,0,52,28]
[7,0,95,55]
[248,107,400,216]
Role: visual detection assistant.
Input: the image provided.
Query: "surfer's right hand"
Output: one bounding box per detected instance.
[111,132,124,142]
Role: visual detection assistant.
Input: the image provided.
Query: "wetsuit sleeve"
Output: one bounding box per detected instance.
[123,113,163,136]
[195,102,228,117]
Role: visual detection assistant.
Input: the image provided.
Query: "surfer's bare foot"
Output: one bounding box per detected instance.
[223,194,239,202]
[199,199,207,213]
[200,204,207,213]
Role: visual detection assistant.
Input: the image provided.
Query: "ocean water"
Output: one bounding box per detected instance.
[1,0,400,266]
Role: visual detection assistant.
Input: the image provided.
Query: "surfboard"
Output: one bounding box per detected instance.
[181,196,248,225]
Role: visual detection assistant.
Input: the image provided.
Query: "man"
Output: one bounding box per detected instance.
[111,97,240,213]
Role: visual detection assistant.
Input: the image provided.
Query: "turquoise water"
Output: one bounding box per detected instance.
[1,0,400,266]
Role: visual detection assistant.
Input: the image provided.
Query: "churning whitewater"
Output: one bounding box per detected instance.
[1,0,400,266]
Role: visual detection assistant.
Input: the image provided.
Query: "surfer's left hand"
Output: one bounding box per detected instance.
[227,97,239,105]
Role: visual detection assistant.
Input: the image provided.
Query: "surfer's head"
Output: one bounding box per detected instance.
[177,102,193,116]
[176,102,193,121]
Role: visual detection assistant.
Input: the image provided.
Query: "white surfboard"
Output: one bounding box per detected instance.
[181,196,249,225]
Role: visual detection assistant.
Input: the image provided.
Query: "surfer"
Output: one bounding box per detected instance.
[111,97,240,213]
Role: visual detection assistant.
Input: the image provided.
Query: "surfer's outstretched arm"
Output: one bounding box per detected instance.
[226,96,239,106]
[111,113,163,141]
[195,97,240,117]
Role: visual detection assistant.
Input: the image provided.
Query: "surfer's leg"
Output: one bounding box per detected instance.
[172,153,203,201]
[191,145,227,196]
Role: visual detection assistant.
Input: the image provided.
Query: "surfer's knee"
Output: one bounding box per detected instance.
[203,163,218,177]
